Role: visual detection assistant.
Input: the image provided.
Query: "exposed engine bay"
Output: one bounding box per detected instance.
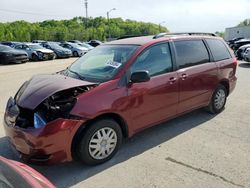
[38,86,91,121]
[15,86,94,129]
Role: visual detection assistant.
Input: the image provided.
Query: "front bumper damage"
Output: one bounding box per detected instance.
[3,74,95,165]
[4,109,85,164]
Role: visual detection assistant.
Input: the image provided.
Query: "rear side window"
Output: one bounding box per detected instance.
[174,40,209,69]
[206,39,231,61]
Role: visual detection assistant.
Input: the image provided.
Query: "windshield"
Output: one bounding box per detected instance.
[69,43,82,48]
[48,42,65,49]
[28,45,43,50]
[68,45,138,82]
[0,45,12,51]
[80,43,93,48]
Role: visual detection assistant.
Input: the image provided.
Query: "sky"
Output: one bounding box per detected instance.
[0,0,249,32]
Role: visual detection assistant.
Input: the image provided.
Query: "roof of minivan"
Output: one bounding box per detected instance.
[107,35,221,46]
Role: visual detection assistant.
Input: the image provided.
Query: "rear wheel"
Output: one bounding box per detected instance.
[207,84,227,114]
[77,118,122,165]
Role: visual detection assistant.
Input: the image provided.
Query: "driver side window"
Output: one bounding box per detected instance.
[131,43,173,77]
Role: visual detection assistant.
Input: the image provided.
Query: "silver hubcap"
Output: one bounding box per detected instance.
[214,89,226,109]
[89,127,117,160]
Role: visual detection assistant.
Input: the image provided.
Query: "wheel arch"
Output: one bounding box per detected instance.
[71,112,129,159]
[219,79,229,96]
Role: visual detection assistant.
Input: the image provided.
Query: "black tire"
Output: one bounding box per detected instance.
[54,53,58,59]
[32,54,39,61]
[207,84,227,114]
[73,51,78,57]
[77,118,123,165]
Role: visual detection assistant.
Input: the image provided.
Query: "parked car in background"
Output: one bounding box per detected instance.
[40,42,72,58]
[60,42,88,57]
[0,41,22,48]
[68,40,94,50]
[227,37,244,48]
[87,40,102,47]
[232,38,250,51]
[4,33,237,166]
[14,43,55,61]
[0,45,28,64]
[32,40,46,43]
[235,44,250,60]
[0,156,55,188]
[243,48,250,62]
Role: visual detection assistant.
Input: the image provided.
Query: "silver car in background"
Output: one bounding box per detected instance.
[243,48,250,62]
[60,42,89,57]
[14,43,55,61]
[67,40,94,50]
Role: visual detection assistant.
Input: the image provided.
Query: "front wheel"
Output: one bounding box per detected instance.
[32,54,39,61]
[207,84,227,114]
[77,119,123,165]
[73,51,78,57]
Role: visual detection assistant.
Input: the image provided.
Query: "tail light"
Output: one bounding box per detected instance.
[233,57,238,66]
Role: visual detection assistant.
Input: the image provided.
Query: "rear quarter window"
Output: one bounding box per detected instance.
[206,39,231,61]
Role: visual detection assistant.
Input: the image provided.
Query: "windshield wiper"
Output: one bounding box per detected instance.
[66,68,86,80]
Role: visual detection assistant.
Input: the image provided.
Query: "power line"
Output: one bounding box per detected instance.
[0,8,65,17]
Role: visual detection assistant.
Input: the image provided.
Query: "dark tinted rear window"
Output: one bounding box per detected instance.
[174,40,210,69]
[206,39,231,61]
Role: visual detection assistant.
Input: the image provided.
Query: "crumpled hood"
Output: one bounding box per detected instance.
[16,74,95,110]
[37,49,54,54]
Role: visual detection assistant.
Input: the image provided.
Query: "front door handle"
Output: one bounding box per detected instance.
[169,77,177,84]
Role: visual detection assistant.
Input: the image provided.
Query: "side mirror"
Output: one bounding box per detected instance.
[130,71,150,83]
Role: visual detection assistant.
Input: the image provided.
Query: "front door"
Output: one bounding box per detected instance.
[127,43,179,132]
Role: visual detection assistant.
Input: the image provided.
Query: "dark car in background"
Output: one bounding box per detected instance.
[0,45,29,64]
[60,42,88,57]
[0,41,22,48]
[40,42,72,58]
[0,156,55,188]
[232,38,250,51]
[4,33,237,166]
[14,43,55,61]
[227,37,244,48]
[87,40,102,47]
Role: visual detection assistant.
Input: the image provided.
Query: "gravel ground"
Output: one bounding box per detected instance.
[0,59,249,188]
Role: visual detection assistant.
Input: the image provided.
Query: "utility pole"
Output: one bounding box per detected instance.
[84,0,88,28]
[84,0,88,19]
[84,0,88,40]
[107,8,116,40]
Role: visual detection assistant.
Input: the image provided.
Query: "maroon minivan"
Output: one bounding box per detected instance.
[4,33,237,165]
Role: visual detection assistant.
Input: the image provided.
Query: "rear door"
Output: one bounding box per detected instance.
[205,39,236,86]
[173,39,218,114]
[128,43,179,131]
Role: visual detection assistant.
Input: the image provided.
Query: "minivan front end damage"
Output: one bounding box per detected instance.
[4,74,96,164]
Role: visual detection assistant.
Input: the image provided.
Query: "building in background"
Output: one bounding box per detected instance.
[224,26,250,41]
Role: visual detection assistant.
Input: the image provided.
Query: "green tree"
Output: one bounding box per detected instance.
[0,17,169,42]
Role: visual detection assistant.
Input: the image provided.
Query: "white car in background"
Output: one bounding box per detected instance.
[243,48,250,62]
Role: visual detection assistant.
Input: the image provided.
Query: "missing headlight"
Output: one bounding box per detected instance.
[35,86,92,123]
